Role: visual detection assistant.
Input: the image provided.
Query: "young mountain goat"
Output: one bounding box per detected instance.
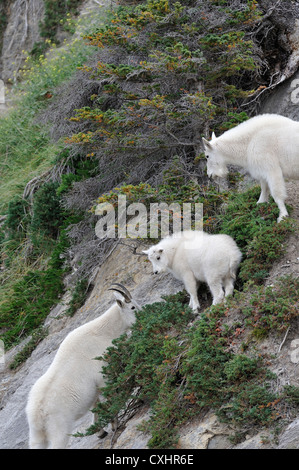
[26,284,140,449]
[143,230,242,312]
[202,114,299,222]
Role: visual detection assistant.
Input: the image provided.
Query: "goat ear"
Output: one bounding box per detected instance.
[212,131,216,139]
[116,299,124,308]
[202,137,212,150]
[142,249,150,255]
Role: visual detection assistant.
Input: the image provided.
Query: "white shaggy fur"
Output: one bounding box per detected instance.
[202,114,299,222]
[26,288,140,449]
[143,230,242,311]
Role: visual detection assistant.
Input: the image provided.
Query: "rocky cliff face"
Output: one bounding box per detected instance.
[0,0,45,83]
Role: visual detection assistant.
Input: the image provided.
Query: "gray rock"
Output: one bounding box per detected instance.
[261,70,299,121]
[278,419,299,449]
[1,0,45,83]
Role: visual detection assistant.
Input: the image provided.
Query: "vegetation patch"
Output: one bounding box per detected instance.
[66,278,90,317]
[240,277,298,338]
[9,326,48,370]
[0,185,83,349]
[64,0,263,188]
[31,0,85,57]
[217,186,295,284]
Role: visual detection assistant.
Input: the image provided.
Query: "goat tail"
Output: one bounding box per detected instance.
[229,253,241,280]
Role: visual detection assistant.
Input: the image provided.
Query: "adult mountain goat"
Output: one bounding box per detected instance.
[143,230,242,312]
[26,284,140,449]
[202,114,299,222]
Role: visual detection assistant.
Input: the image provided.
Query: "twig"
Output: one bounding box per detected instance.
[165,127,195,147]
[278,326,290,353]
[241,71,280,107]
[118,241,147,256]
[109,425,119,449]
[256,0,283,25]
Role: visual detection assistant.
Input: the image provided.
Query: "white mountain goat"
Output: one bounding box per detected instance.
[26,284,140,449]
[143,230,242,311]
[202,113,299,222]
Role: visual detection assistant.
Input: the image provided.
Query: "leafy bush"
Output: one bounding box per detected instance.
[4,197,31,241]
[65,0,262,184]
[66,278,90,316]
[38,0,84,44]
[0,268,64,348]
[9,326,48,370]
[218,186,295,284]
[243,276,299,335]
[30,182,64,239]
[217,383,278,426]
[0,208,83,349]
[224,354,259,382]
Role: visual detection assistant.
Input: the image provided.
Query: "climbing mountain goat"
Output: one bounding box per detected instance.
[143,230,242,311]
[26,284,140,449]
[202,114,299,222]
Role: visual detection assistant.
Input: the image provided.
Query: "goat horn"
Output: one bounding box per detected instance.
[110,283,132,299]
[108,284,132,303]
[132,247,148,256]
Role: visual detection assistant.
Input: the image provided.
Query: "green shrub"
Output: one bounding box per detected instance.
[218,186,295,284]
[243,276,299,335]
[283,385,299,405]
[4,196,31,241]
[217,383,278,426]
[0,210,82,349]
[67,0,259,172]
[39,0,84,43]
[0,268,64,348]
[30,182,64,239]
[66,278,90,316]
[224,354,258,382]
[9,326,48,370]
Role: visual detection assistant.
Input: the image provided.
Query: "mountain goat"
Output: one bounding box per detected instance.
[202,113,299,222]
[143,230,242,311]
[26,284,141,449]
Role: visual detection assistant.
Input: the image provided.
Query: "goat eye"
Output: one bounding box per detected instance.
[206,155,209,159]
[157,256,160,260]
[131,306,135,310]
